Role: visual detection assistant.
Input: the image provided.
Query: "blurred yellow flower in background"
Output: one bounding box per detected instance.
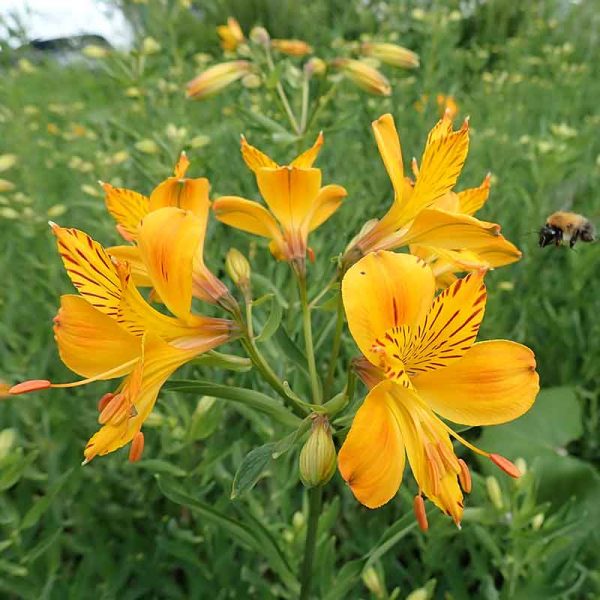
[217,17,245,51]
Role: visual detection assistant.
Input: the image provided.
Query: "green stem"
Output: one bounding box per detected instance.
[296,271,322,405]
[300,72,310,134]
[265,46,300,134]
[299,486,323,600]
[305,79,341,132]
[323,291,344,399]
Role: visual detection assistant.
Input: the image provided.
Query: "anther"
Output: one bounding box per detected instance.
[97,392,115,412]
[458,458,472,493]
[307,247,315,263]
[9,379,52,395]
[128,432,145,463]
[413,495,428,532]
[98,394,125,425]
[490,453,521,478]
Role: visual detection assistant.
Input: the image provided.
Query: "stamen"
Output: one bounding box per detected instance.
[97,392,115,412]
[458,459,472,493]
[490,453,521,478]
[413,495,428,532]
[9,379,52,394]
[128,432,145,463]
[51,357,139,389]
[437,442,461,474]
[98,394,125,425]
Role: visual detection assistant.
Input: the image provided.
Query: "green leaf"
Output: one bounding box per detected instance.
[477,386,582,460]
[165,380,301,428]
[273,328,309,376]
[20,468,74,530]
[256,294,283,343]
[157,475,298,593]
[231,443,276,499]
[187,396,224,442]
[0,450,38,492]
[133,459,187,477]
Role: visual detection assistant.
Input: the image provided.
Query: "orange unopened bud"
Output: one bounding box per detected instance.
[490,453,521,478]
[304,57,326,77]
[307,247,315,263]
[436,94,459,120]
[332,58,391,96]
[413,495,428,532]
[458,458,472,493]
[129,431,145,463]
[271,39,313,57]
[97,392,115,412]
[361,42,420,69]
[9,379,52,395]
[186,61,252,100]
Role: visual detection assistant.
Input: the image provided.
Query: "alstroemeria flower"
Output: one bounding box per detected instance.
[10,215,235,463]
[212,133,347,265]
[102,153,232,306]
[343,113,521,278]
[338,251,539,526]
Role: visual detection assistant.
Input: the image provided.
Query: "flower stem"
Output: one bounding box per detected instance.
[265,46,300,135]
[296,270,322,405]
[299,486,323,600]
[300,71,310,134]
[323,290,344,399]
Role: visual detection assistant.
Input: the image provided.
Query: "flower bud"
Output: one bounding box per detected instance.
[332,58,391,96]
[406,588,429,600]
[186,61,252,100]
[225,248,251,295]
[436,94,458,119]
[361,42,420,69]
[271,39,313,57]
[531,512,544,530]
[250,26,270,46]
[0,179,15,192]
[141,36,161,55]
[134,139,160,154]
[299,415,336,488]
[241,73,262,89]
[362,566,385,598]
[292,511,305,530]
[217,17,245,51]
[304,57,326,77]
[485,476,504,510]
[82,44,110,59]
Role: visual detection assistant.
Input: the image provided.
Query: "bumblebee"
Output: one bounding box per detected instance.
[539,211,595,248]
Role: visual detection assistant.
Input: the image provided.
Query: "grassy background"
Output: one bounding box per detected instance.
[1,0,599,598]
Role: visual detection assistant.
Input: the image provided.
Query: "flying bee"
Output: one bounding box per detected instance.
[538,211,595,248]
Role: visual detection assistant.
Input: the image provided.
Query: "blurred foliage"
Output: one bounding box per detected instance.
[1,0,599,598]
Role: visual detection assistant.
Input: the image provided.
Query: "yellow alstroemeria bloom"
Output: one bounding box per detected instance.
[217,17,244,52]
[102,153,233,307]
[271,39,313,57]
[338,251,539,526]
[212,133,347,265]
[343,113,521,277]
[10,214,235,463]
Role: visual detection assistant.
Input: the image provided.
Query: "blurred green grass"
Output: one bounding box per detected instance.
[0,0,599,597]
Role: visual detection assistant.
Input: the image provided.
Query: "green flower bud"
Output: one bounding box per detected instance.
[485,476,504,510]
[299,415,336,488]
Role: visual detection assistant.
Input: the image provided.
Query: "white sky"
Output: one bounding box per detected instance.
[0,0,133,48]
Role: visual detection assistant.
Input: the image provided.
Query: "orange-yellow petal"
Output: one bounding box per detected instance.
[137,207,199,320]
[256,167,322,232]
[458,173,491,216]
[396,209,502,250]
[107,245,153,288]
[404,271,486,374]
[212,196,283,240]
[173,151,190,179]
[240,135,278,173]
[342,251,435,359]
[102,183,149,242]
[148,176,210,219]
[290,131,324,168]
[338,380,406,508]
[471,235,522,267]
[404,117,469,222]
[83,333,206,462]
[412,340,539,426]
[372,114,404,199]
[54,295,141,379]
[390,386,464,523]
[307,184,347,231]
[51,224,124,316]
